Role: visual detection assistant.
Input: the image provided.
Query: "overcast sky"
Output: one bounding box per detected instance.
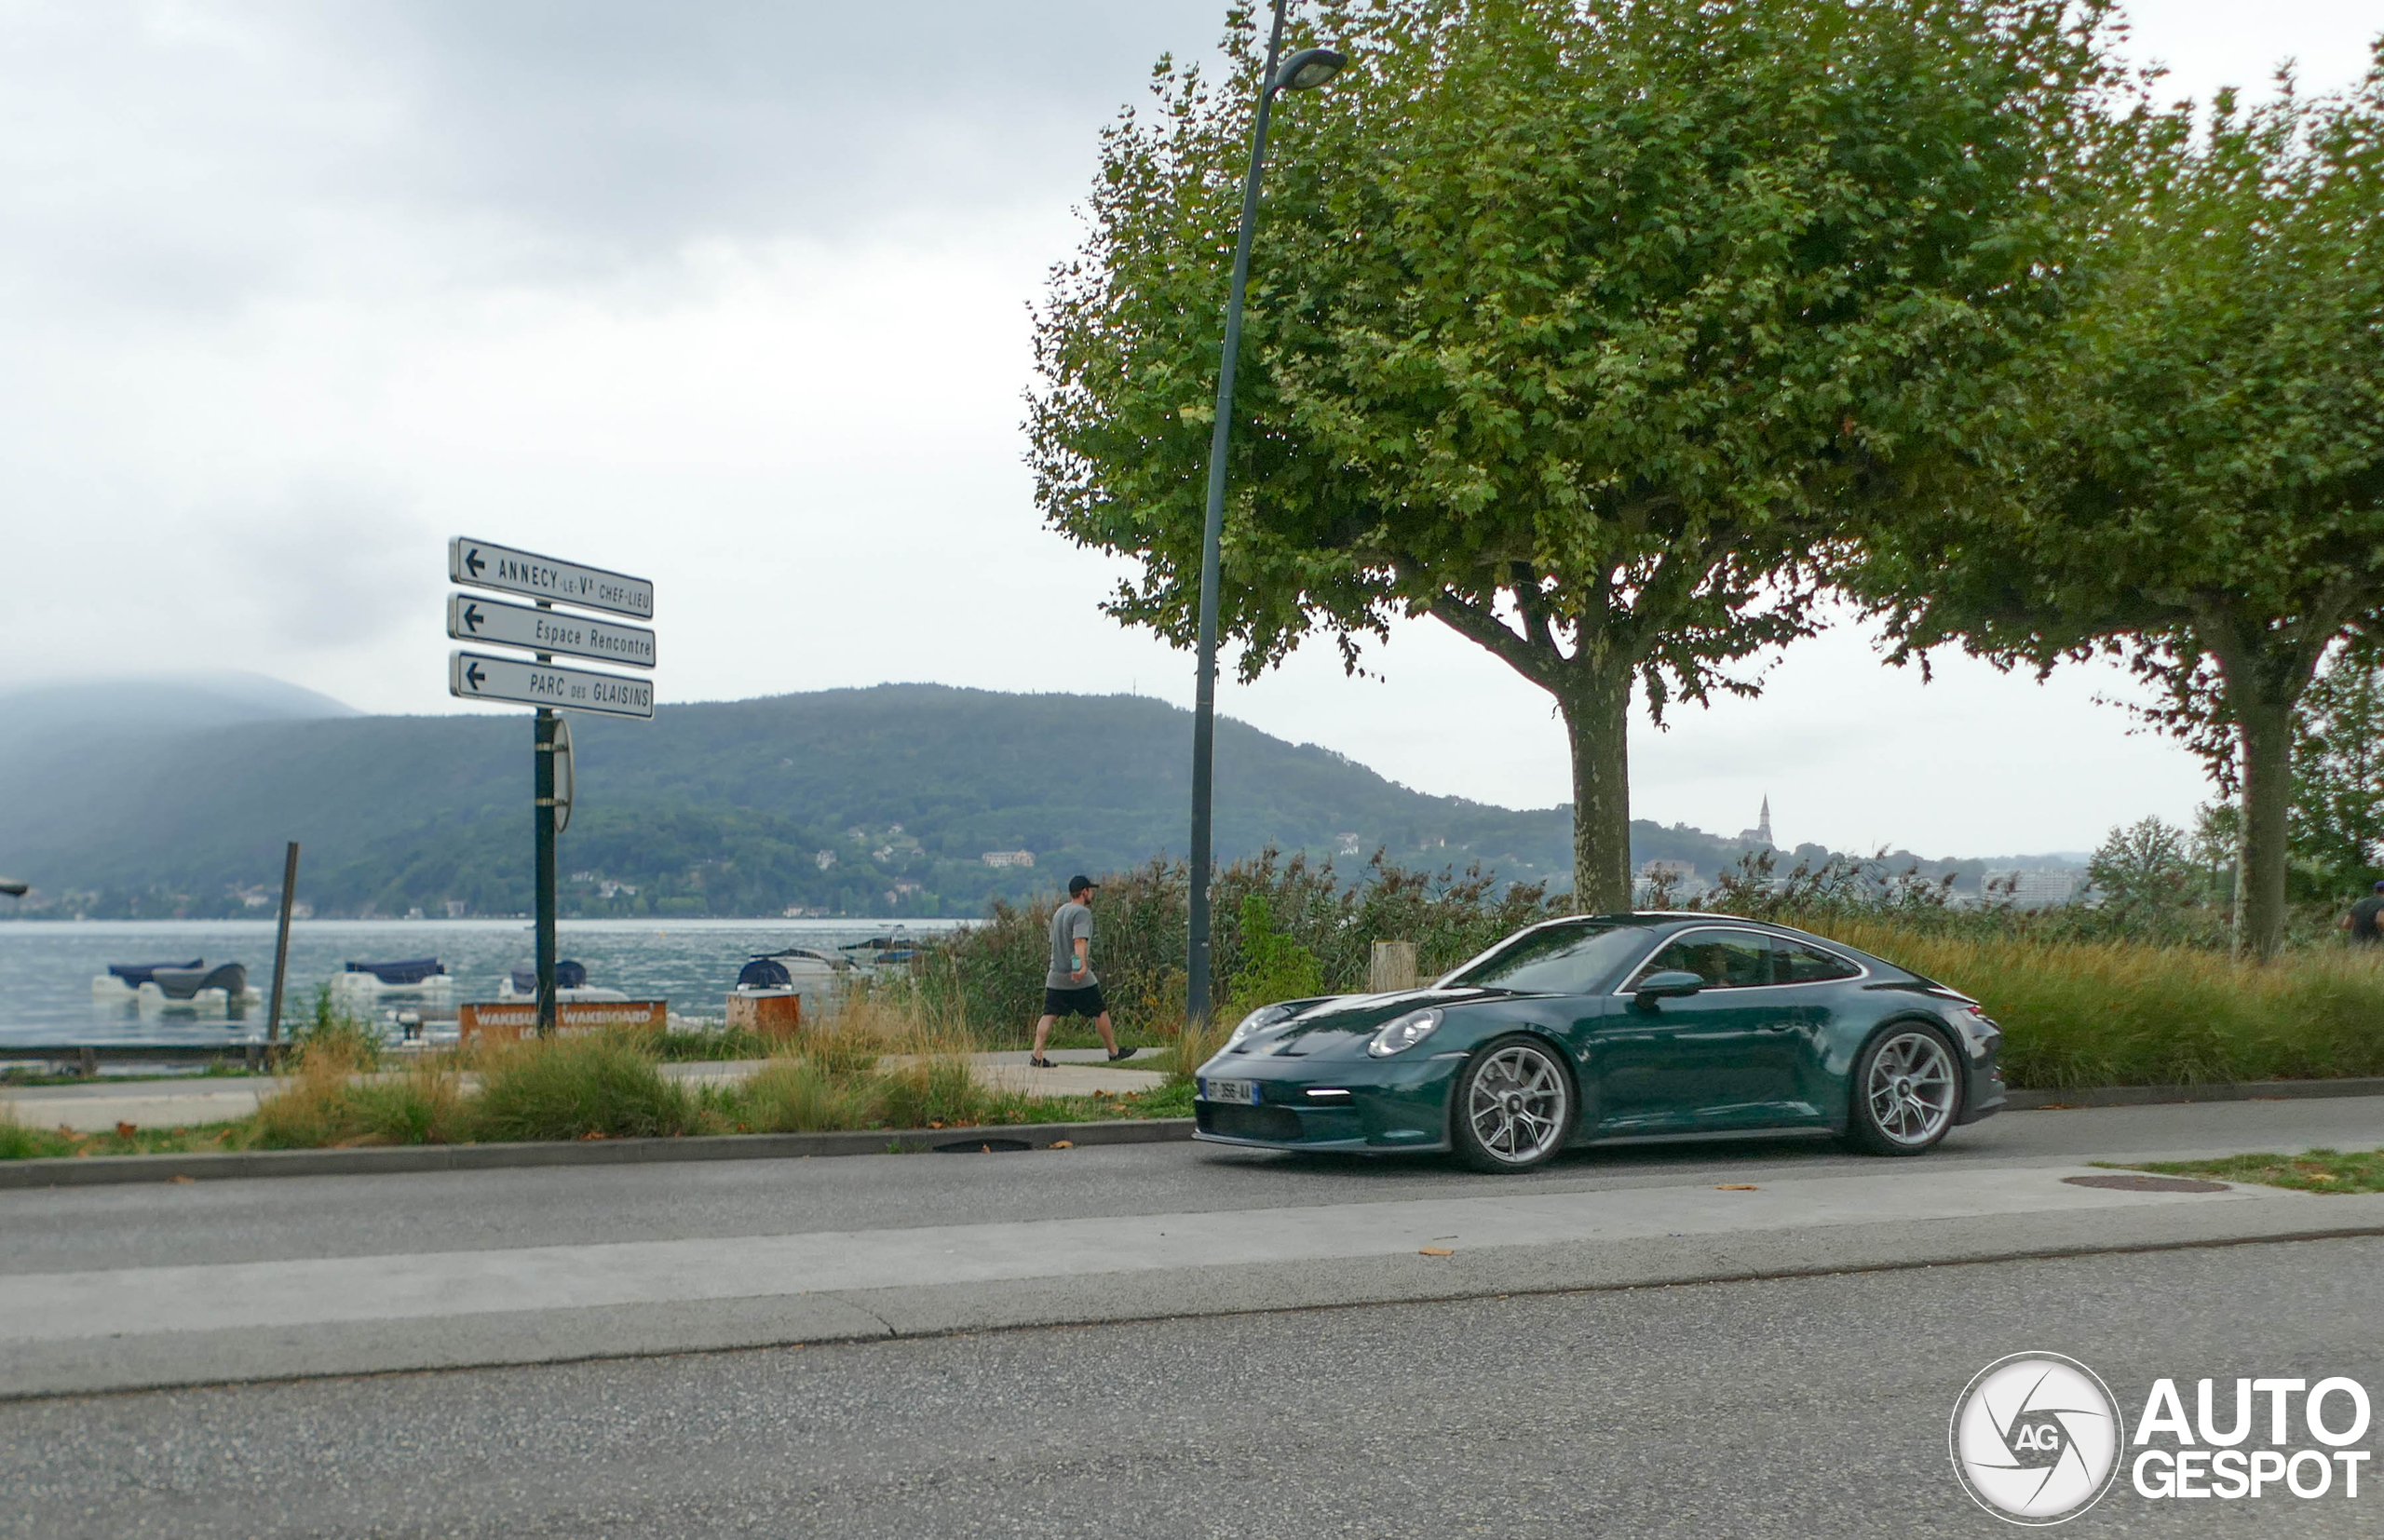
[3,1,2377,858]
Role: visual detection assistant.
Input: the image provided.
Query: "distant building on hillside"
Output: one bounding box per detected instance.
[1981,869,2080,909]
[1739,796,1775,847]
[1337,831,1363,855]
[982,850,1035,869]
[1638,858,1697,884]
[815,850,837,871]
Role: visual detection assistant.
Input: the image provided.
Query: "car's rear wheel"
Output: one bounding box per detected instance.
[1844,1025,1959,1155]
[1451,1035,1573,1173]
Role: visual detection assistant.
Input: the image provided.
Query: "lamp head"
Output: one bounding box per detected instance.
[1271,47,1346,94]
[0,878,28,898]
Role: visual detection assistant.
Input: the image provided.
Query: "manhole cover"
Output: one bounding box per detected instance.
[933,1137,1034,1154]
[2063,1173,2229,1193]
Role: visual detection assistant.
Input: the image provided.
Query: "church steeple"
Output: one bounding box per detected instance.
[1740,796,1774,848]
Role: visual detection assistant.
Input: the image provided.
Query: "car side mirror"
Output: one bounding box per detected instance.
[1632,969,1705,1004]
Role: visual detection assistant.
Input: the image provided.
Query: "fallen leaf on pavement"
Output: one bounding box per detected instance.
[1715,1183,1759,1191]
[169,1176,195,1184]
[1419,1247,1456,1257]
[1049,1140,1074,1149]
[115,1122,138,1138]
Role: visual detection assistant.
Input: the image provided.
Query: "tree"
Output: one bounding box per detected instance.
[2086,816,2196,926]
[2292,631,2384,893]
[1030,0,2120,909]
[1856,58,2384,957]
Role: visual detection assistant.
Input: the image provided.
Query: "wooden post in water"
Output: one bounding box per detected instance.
[266,841,300,1047]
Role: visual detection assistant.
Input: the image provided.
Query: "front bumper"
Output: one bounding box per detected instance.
[1190,1051,1462,1153]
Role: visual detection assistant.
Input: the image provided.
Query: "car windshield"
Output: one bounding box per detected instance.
[1441,920,1655,996]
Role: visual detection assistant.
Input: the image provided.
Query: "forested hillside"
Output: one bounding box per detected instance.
[0,679,2003,918]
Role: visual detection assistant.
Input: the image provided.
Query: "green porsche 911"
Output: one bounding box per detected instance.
[1193,912,2006,1172]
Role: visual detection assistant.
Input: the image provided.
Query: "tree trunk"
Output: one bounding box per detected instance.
[2235,695,2295,961]
[1557,660,1634,912]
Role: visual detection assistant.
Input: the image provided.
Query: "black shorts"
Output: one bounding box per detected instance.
[1043,983,1108,1019]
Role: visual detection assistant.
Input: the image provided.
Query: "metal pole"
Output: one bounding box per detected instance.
[265,840,299,1047]
[535,602,559,1036]
[1187,0,1293,1030]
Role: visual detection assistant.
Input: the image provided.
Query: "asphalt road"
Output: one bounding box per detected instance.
[9,1096,2383,1275]
[5,1236,2377,1539]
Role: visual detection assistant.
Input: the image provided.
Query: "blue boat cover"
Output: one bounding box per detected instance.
[510,961,589,993]
[345,958,446,985]
[107,959,202,986]
[738,958,793,990]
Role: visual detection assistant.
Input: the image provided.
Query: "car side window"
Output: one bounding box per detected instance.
[1632,929,1773,990]
[1774,940,1862,984]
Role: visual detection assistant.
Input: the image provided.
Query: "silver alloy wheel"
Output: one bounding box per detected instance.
[1865,1029,1957,1147]
[1466,1043,1568,1165]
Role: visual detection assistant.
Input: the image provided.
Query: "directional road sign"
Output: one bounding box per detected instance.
[446,593,657,669]
[449,650,656,720]
[449,537,654,619]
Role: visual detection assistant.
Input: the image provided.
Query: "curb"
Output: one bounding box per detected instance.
[0,1117,1198,1190]
[2005,1077,2384,1110]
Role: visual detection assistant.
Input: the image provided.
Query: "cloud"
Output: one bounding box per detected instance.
[214,480,432,648]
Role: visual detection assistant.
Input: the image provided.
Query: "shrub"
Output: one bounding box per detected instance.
[735,1057,879,1133]
[287,984,385,1074]
[469,1033,696,1141]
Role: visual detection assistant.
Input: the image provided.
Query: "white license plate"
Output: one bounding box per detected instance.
[1200,1077,1259,1105]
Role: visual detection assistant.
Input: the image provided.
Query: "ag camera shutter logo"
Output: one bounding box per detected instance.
[1949,1353,2126,1525]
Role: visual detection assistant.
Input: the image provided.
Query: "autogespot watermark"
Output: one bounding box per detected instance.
[1950,1353,2375,1525]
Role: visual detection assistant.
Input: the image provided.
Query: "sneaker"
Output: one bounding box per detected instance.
[1108,1047,1137,1061]
[1028,1055,1054,1069]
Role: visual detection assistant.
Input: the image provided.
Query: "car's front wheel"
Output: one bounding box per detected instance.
[1844,1025,1959,1155]
[1451,1035,1574,1173]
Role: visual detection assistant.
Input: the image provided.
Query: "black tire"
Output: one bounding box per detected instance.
[1450,1034,1575,1173]
[1842,1022,1961,1156]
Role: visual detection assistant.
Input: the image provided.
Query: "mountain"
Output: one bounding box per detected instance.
[0,678,2023,919]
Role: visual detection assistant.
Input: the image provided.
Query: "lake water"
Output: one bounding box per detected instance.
[0,919,969,1046]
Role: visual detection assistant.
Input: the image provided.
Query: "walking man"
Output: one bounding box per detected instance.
[1032,875,1131,1067]
[2344,880,2384,945]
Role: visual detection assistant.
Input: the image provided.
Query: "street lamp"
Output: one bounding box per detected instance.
[1185,4,1347,1029]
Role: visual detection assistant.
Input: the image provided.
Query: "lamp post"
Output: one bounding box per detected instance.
[1185,2,1345,1029]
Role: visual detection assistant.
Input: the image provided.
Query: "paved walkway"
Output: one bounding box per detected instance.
[2,1050,1171,1133]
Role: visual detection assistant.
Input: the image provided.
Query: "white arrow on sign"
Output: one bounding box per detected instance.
[446,594,657,669]
[449,536,654,619]
[449,651,656,721]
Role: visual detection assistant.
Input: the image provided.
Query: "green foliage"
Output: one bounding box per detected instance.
[1032,0,2122,904]
[2086,817,2200,927]
[1856,58,2384,956]
[468,1034,698,1142]
[287,984,384,1073]
[2293,634,2384,895]
[1226,894,1324,1015]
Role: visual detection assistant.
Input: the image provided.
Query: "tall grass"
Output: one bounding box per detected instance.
[469,1033,698,1141]
[1811,919,2384,1087]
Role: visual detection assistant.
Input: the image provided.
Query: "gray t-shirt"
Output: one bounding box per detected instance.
[1047,900,1096,989]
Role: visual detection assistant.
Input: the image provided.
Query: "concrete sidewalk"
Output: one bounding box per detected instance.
[7,1154,2379,1398]
[3,1050,1169,1133]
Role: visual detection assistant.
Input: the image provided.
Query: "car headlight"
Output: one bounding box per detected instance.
[1367,1007,1443,1058]
[1226,1003,1296,1050]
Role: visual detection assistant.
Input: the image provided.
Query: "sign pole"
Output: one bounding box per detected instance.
[266,841,300,1048]
[535,602,559,1038]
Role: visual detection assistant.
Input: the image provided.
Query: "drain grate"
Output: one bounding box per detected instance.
[2062,1172,2229,1193]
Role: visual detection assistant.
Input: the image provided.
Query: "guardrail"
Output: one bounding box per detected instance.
[0,1043,284,1077]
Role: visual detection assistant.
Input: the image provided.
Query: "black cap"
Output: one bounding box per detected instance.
[2373,879,2384,894]
[1068,874,1098,896]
